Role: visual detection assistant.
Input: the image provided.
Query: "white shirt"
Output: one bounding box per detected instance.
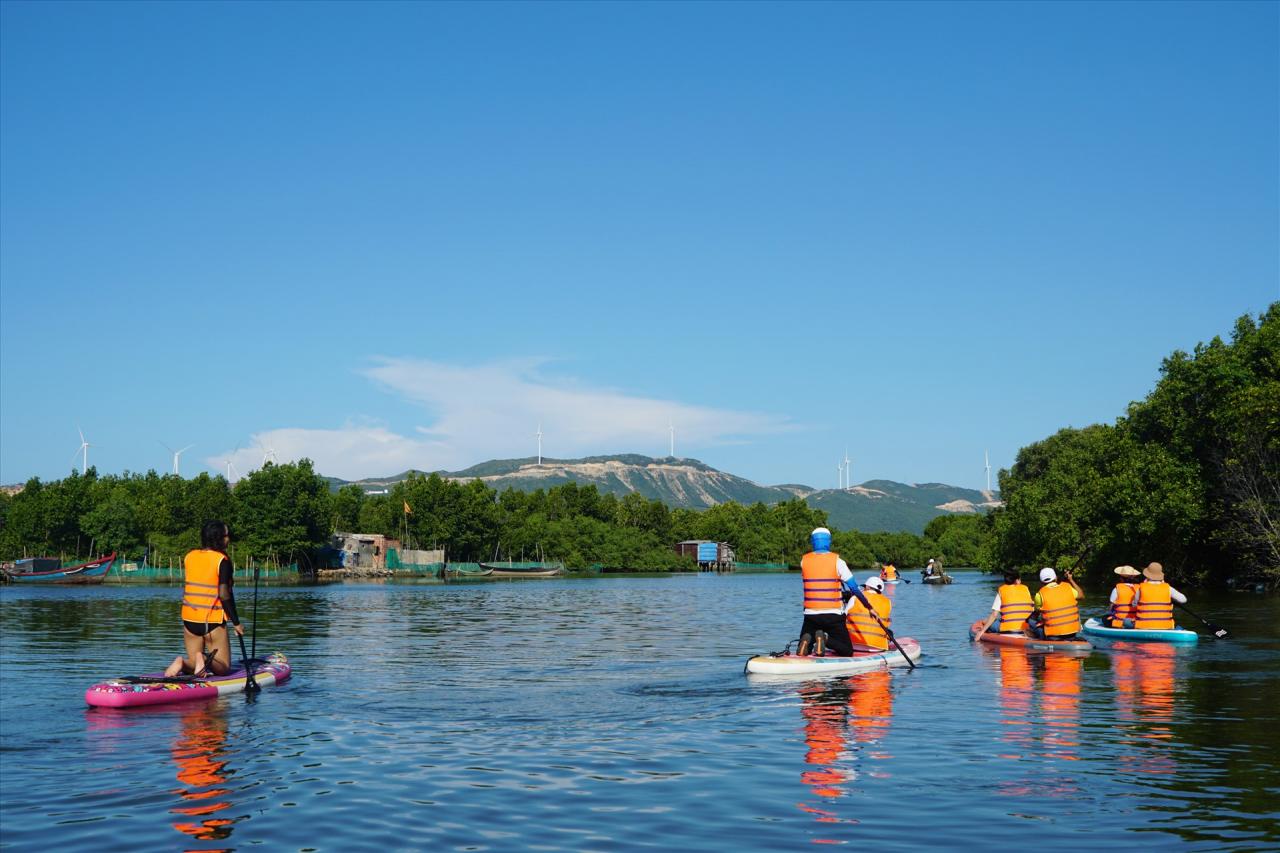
[803,556,854,614]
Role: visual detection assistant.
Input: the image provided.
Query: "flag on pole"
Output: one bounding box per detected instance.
[403,501,412,515]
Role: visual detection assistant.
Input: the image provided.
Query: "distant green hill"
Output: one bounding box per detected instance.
[325,454,1000,534]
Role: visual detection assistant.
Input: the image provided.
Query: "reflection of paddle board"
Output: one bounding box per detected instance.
[1082,617,1198,644]
[745,638,921,675]
[969,620,1091,652]
[85,652,291,708]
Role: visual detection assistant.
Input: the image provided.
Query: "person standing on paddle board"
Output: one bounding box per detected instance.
[1132,562,1186,630]
[1027,567,1084,640]
[973,569,1034,636]
[797,527,855,657]
[164,521,244,678]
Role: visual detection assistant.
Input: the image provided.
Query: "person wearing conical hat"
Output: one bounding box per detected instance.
[1133,562,1187,631]
[1107,565,1141,628]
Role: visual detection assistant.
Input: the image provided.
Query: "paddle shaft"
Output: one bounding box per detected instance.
[1175,602,1229,639]
[237,631,260,692]
[251,565,260,660]
[847,583,916,669]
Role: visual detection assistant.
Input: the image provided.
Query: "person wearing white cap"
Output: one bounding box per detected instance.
[1027,566,1085,640]
[845,575,894,652]
[797,527,855,657]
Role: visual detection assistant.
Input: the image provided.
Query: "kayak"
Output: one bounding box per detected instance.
[1081,617,1198,644]
[969,620,1092,652]
[745,638,921,675]
[85,652,291,708]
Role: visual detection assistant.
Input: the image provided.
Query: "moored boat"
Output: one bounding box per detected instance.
[479,561,565,578]
[921,574,952,585]
[745,638,921,676]
[439,563,494,578]
[969,620,1092,652]
[2,553,116,585]
[85,652,291,708]
[1081,617,1198,644]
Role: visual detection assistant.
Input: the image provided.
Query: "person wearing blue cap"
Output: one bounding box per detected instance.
[796,527,855,657]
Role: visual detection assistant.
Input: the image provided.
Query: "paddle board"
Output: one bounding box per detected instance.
[85,652,291,708]
[745,638,921,675]
[969,620,1092,652]
[1082,617,1198,644]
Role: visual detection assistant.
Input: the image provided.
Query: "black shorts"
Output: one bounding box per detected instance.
[798,613,854,657]
[183,620,226,637]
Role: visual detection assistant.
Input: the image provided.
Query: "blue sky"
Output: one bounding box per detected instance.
[2,1,1276,491]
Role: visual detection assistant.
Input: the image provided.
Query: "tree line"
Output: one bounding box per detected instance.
[0,462,988,571]
[982,303,1279,587]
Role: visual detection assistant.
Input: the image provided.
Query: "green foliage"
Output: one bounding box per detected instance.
[987,303,1280,586]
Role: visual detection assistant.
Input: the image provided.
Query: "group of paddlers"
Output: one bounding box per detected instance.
[974,561,1187,639]
[797,525,1192,655]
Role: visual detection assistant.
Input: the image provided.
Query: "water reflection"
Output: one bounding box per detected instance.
[1110,643,1179,776]
[169,702,238,847]
[795,670,896,830]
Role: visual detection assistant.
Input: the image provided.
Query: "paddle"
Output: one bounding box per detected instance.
[237,629,260,694]
[251,564,260,661]
[847,583,916,669]
[1175,602,1230,639]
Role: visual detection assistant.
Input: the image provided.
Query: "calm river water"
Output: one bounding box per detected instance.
[1,572,1277,851]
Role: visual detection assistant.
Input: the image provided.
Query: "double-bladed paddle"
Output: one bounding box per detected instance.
[847,583,916,669]
[1176,602,1230,639]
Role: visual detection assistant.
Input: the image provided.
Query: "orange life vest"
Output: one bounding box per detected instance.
[845,590,892,650]
[996,583,1034,632]
[801,552,844,611]
[1109,582,1138,627]
[181,549,226,625]
[1038,582,1081,637]
[1134,581,1174,630]
[880,564,898,581]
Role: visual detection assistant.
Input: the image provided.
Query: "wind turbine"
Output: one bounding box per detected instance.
[669,422,675,458]
[985,450,992,493]
[72,427,92,475]
[837,461,843,491]
[844,448,852,491]
[255,439,278,467]
[535,423,543,466]
[161,441,194,476]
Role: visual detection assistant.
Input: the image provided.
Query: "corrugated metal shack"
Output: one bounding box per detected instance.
[674,540,736,572]
[331,532,400,570]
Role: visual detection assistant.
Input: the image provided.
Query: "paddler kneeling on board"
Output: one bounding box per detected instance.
[973,569,1033,637]
[164,520,245,678]
[797,527,856,658]
[1026,567,1084,640]
[1107,565,1141,627]
[880,561,898,582]
[845,576,893,652]
[1133,562,1187,630]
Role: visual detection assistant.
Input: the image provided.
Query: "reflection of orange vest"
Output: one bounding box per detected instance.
[1134,581,1174,630]
[846,591,892,650]
[1038,583,1080,636]
[850,669,893,742]
[997,584,1034,632]
[1109,583,1137,627]
[181,550,226,624]
[801,552,843,611]
[880,564,898,580]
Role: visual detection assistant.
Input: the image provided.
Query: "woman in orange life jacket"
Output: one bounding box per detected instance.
[879,562,898,582]
[1026,567,1085,640]
[845,576,893,652]
[1108,565,1142,628]
[973,569,1034,636]
[797,527,856,658]
[1133,562,1186,630]
[164,520,245,678]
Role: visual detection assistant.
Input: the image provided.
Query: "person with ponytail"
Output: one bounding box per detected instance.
[164,520,244,677]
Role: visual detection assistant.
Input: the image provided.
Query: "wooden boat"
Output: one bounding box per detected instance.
[921,573,953,585]
[439,563,494,578]
[2,553,116,584]
[479,561,565,578]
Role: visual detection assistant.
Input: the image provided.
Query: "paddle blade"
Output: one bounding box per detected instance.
[1212,627,1229,639]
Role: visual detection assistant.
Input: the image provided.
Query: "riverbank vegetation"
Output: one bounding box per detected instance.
[0,463,985,572]
[983,304,1278,587]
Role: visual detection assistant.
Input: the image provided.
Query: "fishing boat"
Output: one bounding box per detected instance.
[745,638,922,676]
[439,563,494,578]
[1081,617,1199,644]
[2,553,116,585]
[969,620,1092,652]
[479,561,566,578]
[85,652,291,708]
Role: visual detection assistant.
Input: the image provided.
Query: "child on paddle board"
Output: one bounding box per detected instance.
[164,520,244,677]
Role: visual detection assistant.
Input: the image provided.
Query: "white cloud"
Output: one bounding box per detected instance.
[207,358,793,480]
